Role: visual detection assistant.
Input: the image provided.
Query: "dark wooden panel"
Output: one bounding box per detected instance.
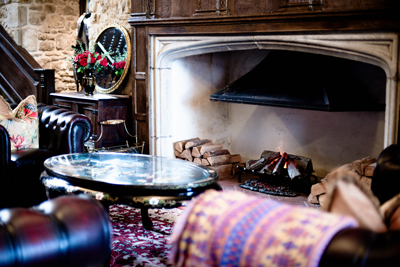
[129,0,400,156]
[51,93,132,149]
[131,0,400,19]
[136,120,149,154]
[0,24,54,105]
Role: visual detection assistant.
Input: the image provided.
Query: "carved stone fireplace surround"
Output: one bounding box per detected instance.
[128,1,400,176]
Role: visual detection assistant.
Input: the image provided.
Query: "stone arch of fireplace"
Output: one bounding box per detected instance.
[149,33,399,160]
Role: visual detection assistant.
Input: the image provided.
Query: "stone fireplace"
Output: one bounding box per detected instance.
[149,33,395,177]
[128,0,400,178]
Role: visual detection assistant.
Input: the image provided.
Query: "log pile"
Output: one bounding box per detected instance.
[308,156,377,206]
[173,137,241,177]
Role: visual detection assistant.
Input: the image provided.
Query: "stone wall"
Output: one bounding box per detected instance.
[0,0,80,92]
[0,0,132,95]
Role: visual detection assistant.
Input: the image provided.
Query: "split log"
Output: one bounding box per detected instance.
[203,149,230,159]
[191,146,203,158]
[265,151,281,164]
[364,163,376,177]
[193,158,202,165]
[326,164,358,183]
[174,150,181,158]
[261,150,280,160]
[246,157,266,170]
[259,156,280,175]
[230,154,241,164]
[211,164,232,177]
[287,159,301,179]
[318,194,327,206]
[320,178,331,192]
[185,139,212,149]
[360,176,372,189]
[173,137,200,153]
[201,159,210,166]
[200,144,223,155]
[273,152,288,176]
[307,193,319,204]
[350,156,376,176]
[310,182,326,197]
[179,149,193,162]
[207,154,232,166]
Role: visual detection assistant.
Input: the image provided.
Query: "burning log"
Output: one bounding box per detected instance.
[287,159,301,179]
[246,157,267,171]
[259,156,280,175]
[272,152,288,176]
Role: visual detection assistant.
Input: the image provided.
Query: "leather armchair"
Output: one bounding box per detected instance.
[0,103,91,208]
[320,144,400,266]
[0,194,111,267]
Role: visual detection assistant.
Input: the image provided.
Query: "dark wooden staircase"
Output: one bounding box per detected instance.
[0,24,54,106]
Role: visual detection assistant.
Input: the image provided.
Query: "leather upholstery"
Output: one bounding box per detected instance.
[0,195,111,267]
[320,144,400,266]
[37,103,91,153]
[371,144,400,204]
[0,104,91,208]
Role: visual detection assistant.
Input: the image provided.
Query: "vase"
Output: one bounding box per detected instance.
[82,68,95,95]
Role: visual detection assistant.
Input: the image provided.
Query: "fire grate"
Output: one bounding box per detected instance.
[239,178,299,197]
[236,150,318,197]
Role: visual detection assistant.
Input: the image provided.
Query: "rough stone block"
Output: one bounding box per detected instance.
[56,34,74,50]
[39,40,55,51]
[29,5,43,11]
[21,28,37,51]
[18,6,27,27]
[29,11,46,26]
[62,6,75,15]
[46,14,65,28]
[44,4,56,13]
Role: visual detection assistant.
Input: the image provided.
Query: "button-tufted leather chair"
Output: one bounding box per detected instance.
[0,103,91,208]
[0,194,111,267]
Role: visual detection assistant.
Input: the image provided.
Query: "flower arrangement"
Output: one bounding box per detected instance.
[74,50,108,73]
[111,50,127,76]
[66,42,127,80]
[112,60,126,76]
[67,42,109,74]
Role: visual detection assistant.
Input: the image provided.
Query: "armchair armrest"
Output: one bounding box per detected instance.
[0,195,111,267]
[37,103,92,154]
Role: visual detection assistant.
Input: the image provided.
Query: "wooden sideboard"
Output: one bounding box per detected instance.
[51,92,132,149]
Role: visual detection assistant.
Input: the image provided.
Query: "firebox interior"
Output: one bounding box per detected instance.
[210,50,386,112]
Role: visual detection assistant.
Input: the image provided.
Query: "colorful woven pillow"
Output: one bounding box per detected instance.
[0,95,39,150]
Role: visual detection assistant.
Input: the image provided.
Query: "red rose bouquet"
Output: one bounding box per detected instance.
[66,42,109,74]
[112,60,126,76]
[73,50,108,73]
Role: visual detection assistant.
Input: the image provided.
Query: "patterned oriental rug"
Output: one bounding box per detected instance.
[109,204,182,267]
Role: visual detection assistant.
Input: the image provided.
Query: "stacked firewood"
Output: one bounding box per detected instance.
[308,156,376,206]
[173,137,241,177]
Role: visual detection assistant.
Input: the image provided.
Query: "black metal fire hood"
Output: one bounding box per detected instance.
[210,50,385,111]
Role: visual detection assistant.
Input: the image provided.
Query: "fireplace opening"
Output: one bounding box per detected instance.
[155,46,386,178]
[211,50,386,112]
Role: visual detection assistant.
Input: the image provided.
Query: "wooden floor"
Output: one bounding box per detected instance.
[217,173,320,209]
